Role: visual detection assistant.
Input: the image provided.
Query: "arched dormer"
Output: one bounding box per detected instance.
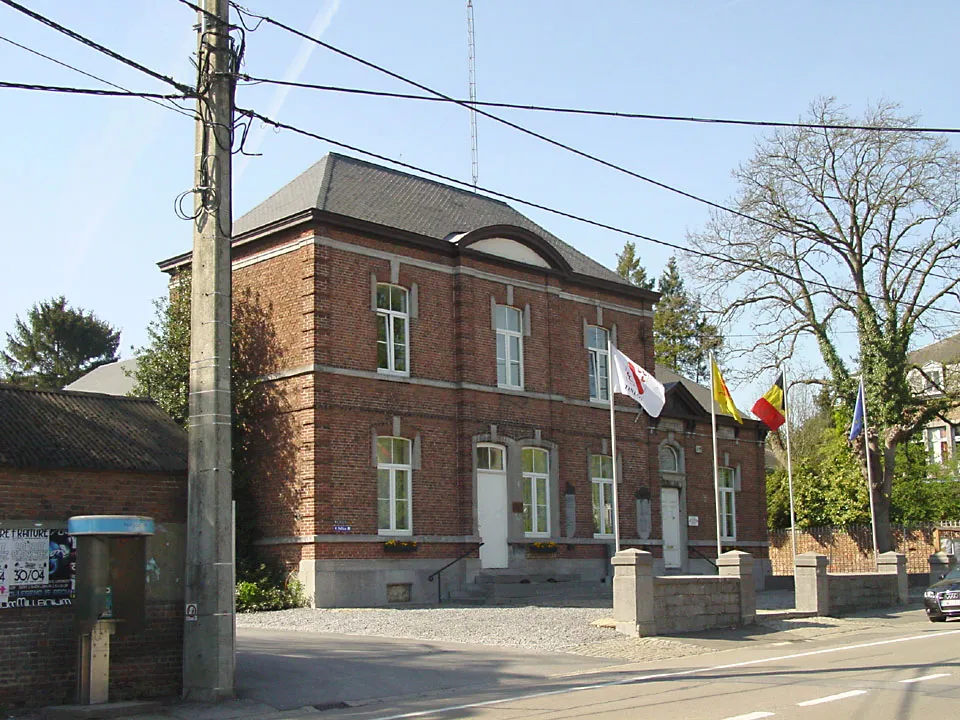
[453,225,572,274]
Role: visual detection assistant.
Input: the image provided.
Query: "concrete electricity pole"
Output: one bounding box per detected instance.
[183,0,236,701]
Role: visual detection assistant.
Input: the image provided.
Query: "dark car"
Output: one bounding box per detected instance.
[924,566,960,622]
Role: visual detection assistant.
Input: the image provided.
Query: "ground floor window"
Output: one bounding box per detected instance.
[719,466,736,540]
[591,454,614,537]
[522,447,549,536]
[377,436,411,534]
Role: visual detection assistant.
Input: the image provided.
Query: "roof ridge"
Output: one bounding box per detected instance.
[0,383,155,403]
[317,153,337,210]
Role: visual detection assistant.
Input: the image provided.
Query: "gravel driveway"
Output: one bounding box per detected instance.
[237,605,616,652]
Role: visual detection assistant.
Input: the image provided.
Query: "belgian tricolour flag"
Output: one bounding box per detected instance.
[752,373,786,431]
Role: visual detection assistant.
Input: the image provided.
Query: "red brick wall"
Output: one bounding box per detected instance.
[770,525,936,575]
[221,221,766,569]
[0,468,186,710]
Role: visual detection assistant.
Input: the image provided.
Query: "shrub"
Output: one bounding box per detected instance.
[235,563,309,613]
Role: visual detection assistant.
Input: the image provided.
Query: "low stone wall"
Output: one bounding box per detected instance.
[613,549,755,637]
[827,573,900,615]
[653,576,741,634]
[795,551,907,616]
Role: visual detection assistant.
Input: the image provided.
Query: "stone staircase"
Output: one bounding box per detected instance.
[448,569,612,605]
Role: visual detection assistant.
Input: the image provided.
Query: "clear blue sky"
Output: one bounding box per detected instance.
[2,1,958,406]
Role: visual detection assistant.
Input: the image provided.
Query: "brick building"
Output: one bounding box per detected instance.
[159,153,768,606]
[0,386,187,710]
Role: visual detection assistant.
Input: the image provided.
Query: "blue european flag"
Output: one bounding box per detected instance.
[849,379,865,441]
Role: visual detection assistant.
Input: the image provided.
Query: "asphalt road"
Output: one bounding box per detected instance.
[315,612,960,720]
[237,628,618,710]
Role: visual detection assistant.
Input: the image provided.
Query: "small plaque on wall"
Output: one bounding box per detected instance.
[512,502,524,514]
[687,516,699,527]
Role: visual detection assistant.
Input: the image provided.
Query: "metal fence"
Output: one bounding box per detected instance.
[769,523,960,575]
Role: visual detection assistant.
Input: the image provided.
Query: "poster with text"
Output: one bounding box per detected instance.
[0,527,76,608]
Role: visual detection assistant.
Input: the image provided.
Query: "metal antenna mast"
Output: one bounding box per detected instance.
[467,0,478,188]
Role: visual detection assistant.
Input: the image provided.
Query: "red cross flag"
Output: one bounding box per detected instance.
[610,345,666,418]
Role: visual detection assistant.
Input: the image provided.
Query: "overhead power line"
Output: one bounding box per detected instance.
[234,104,960,320]
[0,80,190,99]
[0,0,194,95]
[229,4,958,286]
[236,77,960,136]
[0,34,195,118]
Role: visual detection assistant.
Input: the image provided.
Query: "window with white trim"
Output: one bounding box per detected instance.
[377,436,412,534]
[587,325,610,402]
[477,443,505,471]
[521,447,549,536]
[925,426,951,464]
[376,284,409,374]
[719,466,736,540]
[924,366,944,394]
[495,304,523,389]
[591,454,615,537]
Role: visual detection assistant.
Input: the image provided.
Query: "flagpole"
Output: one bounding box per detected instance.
[710,353,722,560]
[607,339,621,553]
[782,365,798,561]
[859,379,880,568]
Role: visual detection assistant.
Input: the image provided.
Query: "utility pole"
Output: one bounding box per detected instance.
[183,0,235,701]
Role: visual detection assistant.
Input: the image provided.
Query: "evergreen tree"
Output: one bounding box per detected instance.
[615,241,655,290]
[653,257,723,383]
[2,296,119,389]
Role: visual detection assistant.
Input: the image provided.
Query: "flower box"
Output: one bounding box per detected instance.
[528,541,558,555]
[383,540,418,553]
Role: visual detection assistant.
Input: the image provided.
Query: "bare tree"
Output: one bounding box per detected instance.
[690,98,960,550]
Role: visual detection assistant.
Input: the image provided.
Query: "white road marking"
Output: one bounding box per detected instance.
[899,673,951,684]
[367,628,960,720]
[721,713,775,720]
[797,690,868,706]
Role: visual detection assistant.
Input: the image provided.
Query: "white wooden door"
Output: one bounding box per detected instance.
[661,487,682,569]
[478,469,509,568]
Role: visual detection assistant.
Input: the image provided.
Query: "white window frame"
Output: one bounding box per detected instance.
[591,454,615,538]
[495,304,524,389]
[377,436,412,536]
[926,426,951,464]
[476,442,506,472]
[522,447,550,537]
[376,284,409,376]
[587,325,610,402]
[718,466,736,540]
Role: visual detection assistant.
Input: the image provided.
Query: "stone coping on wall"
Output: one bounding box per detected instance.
[612,549,755,637]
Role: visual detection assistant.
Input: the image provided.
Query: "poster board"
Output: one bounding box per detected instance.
[0,527,76,608]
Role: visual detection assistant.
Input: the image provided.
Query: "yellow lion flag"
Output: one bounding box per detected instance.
[711,357,742,423]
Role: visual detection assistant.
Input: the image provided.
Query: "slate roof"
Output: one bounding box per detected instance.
[0,385,187,473]
[656,365,749,420]
[909,332,960,367]
[232,153,629,286]
[64,358,139,396]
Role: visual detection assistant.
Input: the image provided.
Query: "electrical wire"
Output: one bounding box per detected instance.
[0,0,194,95]
[229,4,958,286]
[0,80,190,99]
[0,33,195,118]
[236,77,960,136]
[234,104,960,319]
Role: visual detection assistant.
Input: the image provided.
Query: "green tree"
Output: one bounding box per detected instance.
[131,274,289,581]
[2,296,119,389]
[690,98,960,550]
[766,420,870,530]
[653,257,724,383]
[615,241,655,290]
